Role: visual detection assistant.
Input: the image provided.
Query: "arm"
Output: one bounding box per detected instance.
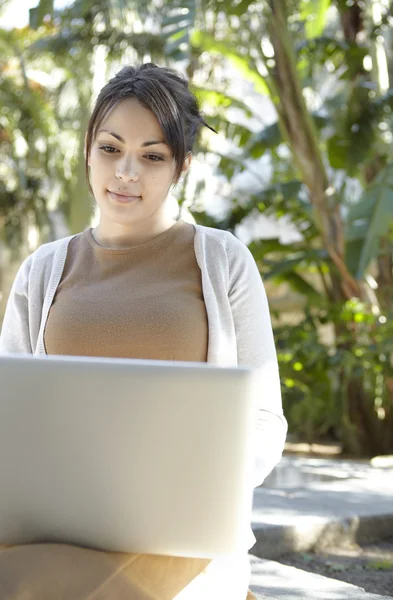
[0,256,33,354]
[228,238,287,487]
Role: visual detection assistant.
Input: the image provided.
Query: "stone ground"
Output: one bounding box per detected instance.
[266,443,393,597]
[278,535,393,597]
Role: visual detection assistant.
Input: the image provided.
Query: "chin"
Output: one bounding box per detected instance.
[110,207,149,227]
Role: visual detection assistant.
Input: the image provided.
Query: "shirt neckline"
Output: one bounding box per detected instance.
[86,220,185,254]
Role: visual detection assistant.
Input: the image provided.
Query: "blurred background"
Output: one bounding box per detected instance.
[0,0,392,457]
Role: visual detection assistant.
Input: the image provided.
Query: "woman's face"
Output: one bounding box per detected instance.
[88,97,186,235]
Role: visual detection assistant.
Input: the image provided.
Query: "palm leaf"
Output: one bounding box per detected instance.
[277,272,321,300]
[263,249,328,279]
[29,0,54,29]
[247,122,282,158]
[191,30,270,96]
[345,164,393,278]
[247,113,328,159]
[249,238,303,259]
[161,0,196,61]
[191,86,253,117]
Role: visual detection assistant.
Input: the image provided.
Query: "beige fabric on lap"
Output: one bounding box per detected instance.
[0,544,251,600]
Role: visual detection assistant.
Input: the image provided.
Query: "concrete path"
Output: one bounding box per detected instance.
[251,456,393,558]
[248,456,393,599]
[249,555,393,599]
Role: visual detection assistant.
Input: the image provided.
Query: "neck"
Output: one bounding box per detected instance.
[92,215,177,249]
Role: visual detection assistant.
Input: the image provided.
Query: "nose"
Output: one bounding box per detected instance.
[115,156,139,182]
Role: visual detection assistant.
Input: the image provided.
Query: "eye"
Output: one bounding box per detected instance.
[99,145,118,154]
[146,154,164,162]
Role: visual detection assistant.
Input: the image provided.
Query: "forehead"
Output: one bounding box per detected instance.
[98,97,164,140]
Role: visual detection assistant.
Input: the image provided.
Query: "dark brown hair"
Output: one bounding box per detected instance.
[85,63,216,189]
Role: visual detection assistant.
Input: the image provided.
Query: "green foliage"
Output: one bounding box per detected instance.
[1,0,173,241]
[161,0,196,61]
[296,36,368,81]
[300,0,331,39]
[185,0,393,453]
[366,560,393,571]
[192,86,253,117]
[0,24,60,249]
[277,301,393,447]
[247,122,282,159]
[191,30,270,95]
[346,164,393,278]
[29,0,54,30]
[246,112,328,160]
[275,316,339,443]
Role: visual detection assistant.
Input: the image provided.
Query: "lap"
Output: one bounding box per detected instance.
[0,544,250,600]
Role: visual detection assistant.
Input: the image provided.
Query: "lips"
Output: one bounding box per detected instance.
[108,190,141,203]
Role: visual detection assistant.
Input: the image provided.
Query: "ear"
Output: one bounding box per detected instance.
[182,152,192,176]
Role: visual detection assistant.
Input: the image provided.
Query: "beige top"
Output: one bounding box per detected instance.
[44,220,208,362]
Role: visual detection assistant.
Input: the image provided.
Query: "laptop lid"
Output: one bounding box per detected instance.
[0,354,257,558]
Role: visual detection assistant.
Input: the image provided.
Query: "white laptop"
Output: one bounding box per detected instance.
[0,354,258,558]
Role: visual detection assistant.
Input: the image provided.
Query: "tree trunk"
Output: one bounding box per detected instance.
[334,319,393,456]
[376,245,393,311]
[266,0,361,301]
[344,378,391,456]
[336,0,364,42]
[267,0,393,456]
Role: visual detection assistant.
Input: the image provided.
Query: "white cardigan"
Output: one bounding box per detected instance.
[0,223,287,509]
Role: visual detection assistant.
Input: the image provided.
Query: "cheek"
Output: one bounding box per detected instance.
[90,154,110,179]
[147,168,171,186]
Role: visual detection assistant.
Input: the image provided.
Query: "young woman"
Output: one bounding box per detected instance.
[0,63,287,599]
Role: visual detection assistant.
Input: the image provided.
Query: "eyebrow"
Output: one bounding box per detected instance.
[97,129,167,147]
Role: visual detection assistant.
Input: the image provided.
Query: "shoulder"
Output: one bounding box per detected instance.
[193,223,255,264]
[30,235,75,263]
[15,235,76,284]
[27,234,76,273]
[194,223,239,246]
[193,223,263,296]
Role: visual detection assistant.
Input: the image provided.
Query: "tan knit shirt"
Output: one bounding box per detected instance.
[44,220,208,362]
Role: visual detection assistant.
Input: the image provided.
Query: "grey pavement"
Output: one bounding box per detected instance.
[251,456,393,558]
[249,555,393,600]
[248,456,393,600]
